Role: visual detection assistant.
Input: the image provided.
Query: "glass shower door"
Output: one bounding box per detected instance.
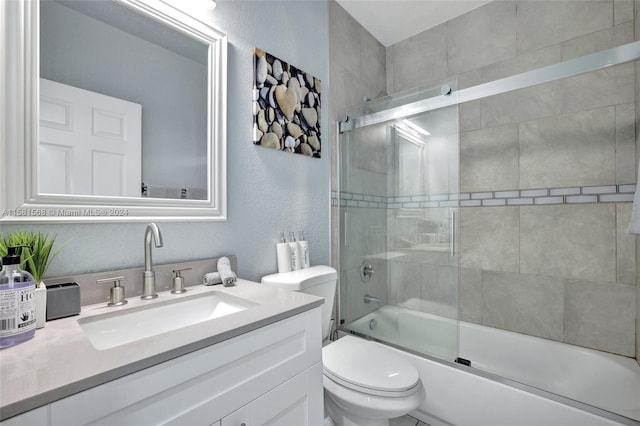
[338,85,460,362]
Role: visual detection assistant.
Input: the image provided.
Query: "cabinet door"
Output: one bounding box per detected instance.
[0,405,48,425]
[220,404,250,426]
[250,363,323,426]
[220,363,323,426]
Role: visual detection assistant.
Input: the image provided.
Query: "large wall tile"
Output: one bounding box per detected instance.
[341,206,388,270]
[420,263,458,319]
[520,204,616,282]
[637,264,639,364]
[565,279,636,356]
[614,0,634,25]
[482,270,564,341]
[460,124,519,193]
[388,259,421,308]
[480,45,560,84]
[481,82,561,129]
[637,282,640,364]
[617,203,636,284]
[459,100,481,132]
[636,0,640,36]
[458,71,482,132]
[330,66,368,123]
[328,66,358,190]
[347,122,389,195]
[360,26,386,98]
[519,107,616,188]
[329,1,361,77]
[445,1,517,75]
[616,103,636,184]
[516,0,613,53]
[460,207,519,272]
[457,68,482,90]
[385,47,394,94]
[459,267,482,324]
[562,64,634,114]
[388,25,448,93]
[561,22,633,60]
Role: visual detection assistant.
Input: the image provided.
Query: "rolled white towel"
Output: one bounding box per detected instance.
[203,272,222,286]
[217,256,237,287]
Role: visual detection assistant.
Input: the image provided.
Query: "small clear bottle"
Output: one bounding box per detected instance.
[0,246,36,348]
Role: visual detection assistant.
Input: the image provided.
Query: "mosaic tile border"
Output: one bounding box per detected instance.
[331,184,636,208]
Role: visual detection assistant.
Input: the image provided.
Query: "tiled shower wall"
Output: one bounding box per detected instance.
[387,0,637,357]
[329,1,388,324]
[330,0,639,358]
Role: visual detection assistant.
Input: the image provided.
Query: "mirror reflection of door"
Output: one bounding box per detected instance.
[39,78,142,197]
[39,0,209,201]
[397,129,425,197]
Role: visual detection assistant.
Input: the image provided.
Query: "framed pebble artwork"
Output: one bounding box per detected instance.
[253,47,321,158]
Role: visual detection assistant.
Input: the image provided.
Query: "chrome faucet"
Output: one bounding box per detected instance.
[364,294,383,305]
[141,223,163,300]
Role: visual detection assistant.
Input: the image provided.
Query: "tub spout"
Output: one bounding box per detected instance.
[364,294,383,305]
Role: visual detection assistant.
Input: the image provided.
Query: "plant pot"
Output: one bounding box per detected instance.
[35,283,47,329]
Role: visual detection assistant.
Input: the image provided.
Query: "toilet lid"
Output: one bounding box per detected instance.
[322,336,420,393]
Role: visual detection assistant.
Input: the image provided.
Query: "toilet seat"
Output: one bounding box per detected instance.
[322,336,421,398]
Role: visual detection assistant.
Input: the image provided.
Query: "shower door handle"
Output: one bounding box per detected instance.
[450,209,456,257]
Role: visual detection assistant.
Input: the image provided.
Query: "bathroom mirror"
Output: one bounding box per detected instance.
[1,0,227,222]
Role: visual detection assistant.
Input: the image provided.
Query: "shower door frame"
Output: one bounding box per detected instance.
[340,40,640,133]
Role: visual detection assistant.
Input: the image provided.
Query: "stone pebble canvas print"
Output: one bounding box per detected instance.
[253,47,321,158]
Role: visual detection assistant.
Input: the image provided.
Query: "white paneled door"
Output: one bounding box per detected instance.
[39,78,142,197]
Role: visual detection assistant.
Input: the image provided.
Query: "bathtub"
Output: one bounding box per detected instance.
[343,305,640,425]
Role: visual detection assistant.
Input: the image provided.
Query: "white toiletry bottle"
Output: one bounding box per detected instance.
[0,246,36,348]
[289,231,301,271]
[276,231,292,273]
[297,229,310,268]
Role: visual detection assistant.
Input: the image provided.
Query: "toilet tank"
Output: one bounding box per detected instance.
[261,265,337,341]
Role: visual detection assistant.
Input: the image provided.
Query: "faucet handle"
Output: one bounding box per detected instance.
[97,276,127,307]
[171,268,191,294]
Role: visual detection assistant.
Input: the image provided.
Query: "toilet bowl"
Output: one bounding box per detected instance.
[262,266,425,426]
[323,335,425,426]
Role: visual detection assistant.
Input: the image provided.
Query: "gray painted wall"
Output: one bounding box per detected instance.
[40,0,209,191]
[2,0,331,283]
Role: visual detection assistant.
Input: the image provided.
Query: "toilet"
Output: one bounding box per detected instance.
[261,265,425,426]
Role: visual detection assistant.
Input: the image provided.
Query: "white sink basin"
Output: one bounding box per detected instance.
[79,291,258,350]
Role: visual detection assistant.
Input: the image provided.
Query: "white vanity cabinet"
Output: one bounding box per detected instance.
[3,307,323,426]
[220,366,322,426]
[0,406,48,426]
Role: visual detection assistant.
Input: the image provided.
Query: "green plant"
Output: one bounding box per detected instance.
[0,231,63,286]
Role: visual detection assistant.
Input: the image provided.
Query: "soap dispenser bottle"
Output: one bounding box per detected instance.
[0,246,36,348]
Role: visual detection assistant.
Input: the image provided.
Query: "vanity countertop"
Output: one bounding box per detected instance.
[0,280,323,421]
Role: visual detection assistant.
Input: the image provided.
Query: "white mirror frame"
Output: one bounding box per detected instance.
[0,0,227,222]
